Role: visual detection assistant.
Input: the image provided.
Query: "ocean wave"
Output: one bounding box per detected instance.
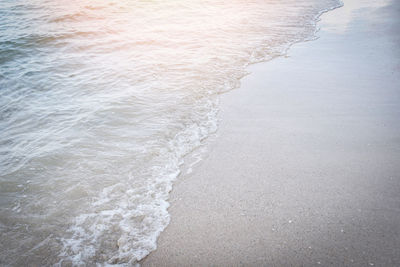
[0,0,341,265]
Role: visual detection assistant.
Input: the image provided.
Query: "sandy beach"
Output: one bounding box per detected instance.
[142,0,400,266]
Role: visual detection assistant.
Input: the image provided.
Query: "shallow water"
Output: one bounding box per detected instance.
[0,0,340,265]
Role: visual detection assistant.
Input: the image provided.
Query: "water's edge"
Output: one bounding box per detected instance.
[143,0,344,263]
[0,0,343,265]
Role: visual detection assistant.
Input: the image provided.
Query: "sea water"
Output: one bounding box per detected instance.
[0,0,341,265]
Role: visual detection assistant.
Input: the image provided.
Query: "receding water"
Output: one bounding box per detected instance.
[0,0,340,265]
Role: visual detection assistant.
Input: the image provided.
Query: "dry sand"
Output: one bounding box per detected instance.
[143,0,400,265]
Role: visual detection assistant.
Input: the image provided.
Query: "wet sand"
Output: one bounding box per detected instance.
[143,0,400,265]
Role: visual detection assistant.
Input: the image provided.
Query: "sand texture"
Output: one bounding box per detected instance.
[143,0,400,265]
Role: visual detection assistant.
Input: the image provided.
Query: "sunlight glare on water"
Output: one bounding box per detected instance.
[0,0,340,265]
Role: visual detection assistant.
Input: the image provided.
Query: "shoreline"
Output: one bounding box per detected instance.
[143,0,400,265]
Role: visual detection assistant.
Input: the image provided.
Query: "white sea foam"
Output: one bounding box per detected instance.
[0,0,341,265]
